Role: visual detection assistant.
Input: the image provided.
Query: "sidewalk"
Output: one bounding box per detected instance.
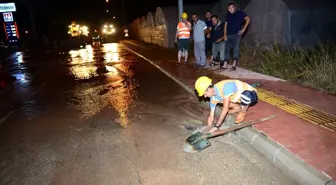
[121,40,336,184]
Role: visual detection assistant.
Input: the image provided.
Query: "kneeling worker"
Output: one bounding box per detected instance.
[195,76,258,133]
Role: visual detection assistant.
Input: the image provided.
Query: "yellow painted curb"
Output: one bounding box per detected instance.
[257,88,336,132]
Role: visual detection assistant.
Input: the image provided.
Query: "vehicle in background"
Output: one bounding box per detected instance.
[101,24,120,43]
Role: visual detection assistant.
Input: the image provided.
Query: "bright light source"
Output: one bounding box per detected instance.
[109,25,113,28]
[112,28,115,33]
[106,0,108,2]
[103,29,107,33]
[25,30,28,34]
[76,24,79,27]
[104,25,108,28]
[106,10,109,13]
[113,16,115,19]
[68,25,72,28]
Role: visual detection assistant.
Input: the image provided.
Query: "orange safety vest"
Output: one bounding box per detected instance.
[211,80,257,104]
[177,21,191,39]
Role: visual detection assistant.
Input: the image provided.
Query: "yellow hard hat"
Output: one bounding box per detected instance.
[182,12,188,19]
[195,76,212,96]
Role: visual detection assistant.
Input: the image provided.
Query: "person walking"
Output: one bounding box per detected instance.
[204,12,213,62]
[191,13,208,67]
[210,15,226,69]
[223,2,250,70]
[175,12,192,65]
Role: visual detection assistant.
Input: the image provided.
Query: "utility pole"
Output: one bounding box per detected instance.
[23,0,37,37]
[178,0,183,20]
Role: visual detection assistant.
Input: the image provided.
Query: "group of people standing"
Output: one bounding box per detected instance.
[175,2,250,70]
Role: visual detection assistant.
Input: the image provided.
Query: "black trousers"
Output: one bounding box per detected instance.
[205,39,212,57]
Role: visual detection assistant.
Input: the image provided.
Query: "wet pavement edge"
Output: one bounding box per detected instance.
[121,43,335,185]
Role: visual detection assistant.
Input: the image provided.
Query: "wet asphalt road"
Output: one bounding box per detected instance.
[0,43,297,185]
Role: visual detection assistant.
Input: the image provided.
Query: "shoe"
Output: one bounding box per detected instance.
[210,62,217,67]
[235,112,247,124]
[218,66,228,70]
[231,66,236,71]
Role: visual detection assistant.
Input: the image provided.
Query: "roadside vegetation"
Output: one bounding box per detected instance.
[239,44,336,94]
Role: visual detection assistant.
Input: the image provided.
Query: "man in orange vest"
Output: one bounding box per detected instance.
[175,12,192,65]
[195,76,258,133]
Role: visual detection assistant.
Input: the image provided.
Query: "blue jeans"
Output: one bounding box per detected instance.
[224,34,241,62]
[212,42,225,62]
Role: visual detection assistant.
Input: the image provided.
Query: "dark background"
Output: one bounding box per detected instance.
[1,0,217,40]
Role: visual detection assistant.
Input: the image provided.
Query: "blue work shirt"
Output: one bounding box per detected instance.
[210,81,237,110]
[193,20,207,43]
[211,21,224,43]
[226,10,247,35]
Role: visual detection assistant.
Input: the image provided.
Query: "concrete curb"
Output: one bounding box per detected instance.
[122,44,335,185]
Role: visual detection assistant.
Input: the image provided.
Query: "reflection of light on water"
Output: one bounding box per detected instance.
[103,43,118,52]
[108,66,137,128]
[69,50,79,58]
[105,66,118,74]
[70,65,98,80]
[105,52,112,62]
[103,43,119,63]
[109,82,137,128]
[12,73,27,82]
[112,53,119,61]
[17,52,24,64]
[69,45,94,63]
[86,45,92,50]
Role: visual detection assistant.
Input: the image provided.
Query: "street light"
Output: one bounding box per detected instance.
[106,0,108,2]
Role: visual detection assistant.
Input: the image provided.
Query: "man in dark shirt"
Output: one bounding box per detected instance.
[224,2,250,70]
[210,15,225,69]
[204,12,213,62]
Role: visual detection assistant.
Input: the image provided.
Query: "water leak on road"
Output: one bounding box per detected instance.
[65,43,138,126]
[0,43,297,185]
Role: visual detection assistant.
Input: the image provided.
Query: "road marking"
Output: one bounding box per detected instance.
[122,42,336,132]
[121,44,195,95]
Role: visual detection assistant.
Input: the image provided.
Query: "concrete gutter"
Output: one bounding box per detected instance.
[122,44,335,185]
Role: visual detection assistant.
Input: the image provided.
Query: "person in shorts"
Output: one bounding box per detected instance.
[175,12,192,65]
[194,76,258,133]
